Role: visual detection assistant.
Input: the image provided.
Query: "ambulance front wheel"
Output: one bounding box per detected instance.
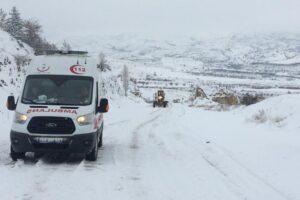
[85,137,98,161]
[10,145,25,161]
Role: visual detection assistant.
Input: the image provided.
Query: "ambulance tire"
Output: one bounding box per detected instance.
[85,136,98,161]
[98,131,103,147]
[34,152,44,159]
[10,145,25,161]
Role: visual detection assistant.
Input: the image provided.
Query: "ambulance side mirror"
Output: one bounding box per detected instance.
[97,98,109,113]
[7,96,16,111]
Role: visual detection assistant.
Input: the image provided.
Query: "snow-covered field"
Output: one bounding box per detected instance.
[0,95,300,200]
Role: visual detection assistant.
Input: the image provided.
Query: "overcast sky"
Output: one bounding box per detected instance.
[1,0,300,39]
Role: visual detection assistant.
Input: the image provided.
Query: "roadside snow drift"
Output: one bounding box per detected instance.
[243,94,300,130]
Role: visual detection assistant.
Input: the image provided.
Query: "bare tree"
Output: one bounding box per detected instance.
[97,53,111,71]
[122,65,129,96]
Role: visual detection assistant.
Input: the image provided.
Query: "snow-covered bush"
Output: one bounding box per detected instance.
[252,109,267,123]
[243,94,300,129]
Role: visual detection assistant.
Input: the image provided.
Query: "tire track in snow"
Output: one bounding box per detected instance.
[106,120,130,127]
[199,146,293,200]
[202,144,294,200]
[127,108,170,198]
[129,108,167,149]
[145,106,187,158]
[100,108,162,166]
[106,108,160,129]
[14,154,84,200]
[146,106,293,200]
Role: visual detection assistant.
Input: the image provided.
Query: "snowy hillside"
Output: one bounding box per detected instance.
[58,33,300,102]
[0,29,33,135]
[0,29,33,93]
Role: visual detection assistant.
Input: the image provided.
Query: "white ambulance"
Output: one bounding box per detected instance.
[7,51,109,161]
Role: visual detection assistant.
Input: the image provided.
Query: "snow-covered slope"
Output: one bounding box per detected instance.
[241,94,300,130]
[0,29,33,92]
[0,29,33,141]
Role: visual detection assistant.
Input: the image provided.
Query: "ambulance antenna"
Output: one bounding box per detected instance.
[84,49,87,64]
[77,53,79,64]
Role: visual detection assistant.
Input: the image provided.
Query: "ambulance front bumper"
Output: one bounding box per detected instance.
[10,131,97,154]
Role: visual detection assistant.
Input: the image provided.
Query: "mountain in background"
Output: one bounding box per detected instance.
[57,33,300,81]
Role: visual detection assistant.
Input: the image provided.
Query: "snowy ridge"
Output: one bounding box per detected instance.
[59,33,300,69]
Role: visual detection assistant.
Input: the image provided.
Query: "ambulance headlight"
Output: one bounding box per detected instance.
[14,112,28,124]
[77,113,93,126]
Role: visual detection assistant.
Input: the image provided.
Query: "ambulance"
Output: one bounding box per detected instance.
[7,50,109,161]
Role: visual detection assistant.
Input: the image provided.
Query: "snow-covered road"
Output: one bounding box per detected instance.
[0,98,299,200]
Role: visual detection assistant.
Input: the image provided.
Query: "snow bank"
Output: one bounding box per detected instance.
[0,29,33,60]
[242,94,300,130]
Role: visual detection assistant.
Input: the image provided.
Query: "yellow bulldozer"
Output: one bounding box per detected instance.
[153,89,168,107]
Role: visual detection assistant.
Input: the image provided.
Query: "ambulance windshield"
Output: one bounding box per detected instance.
[21,75,93,106]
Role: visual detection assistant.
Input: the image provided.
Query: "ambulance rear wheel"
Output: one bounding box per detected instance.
[10,146,25,161]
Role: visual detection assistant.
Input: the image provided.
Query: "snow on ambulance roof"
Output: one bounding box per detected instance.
[28,55,98,77]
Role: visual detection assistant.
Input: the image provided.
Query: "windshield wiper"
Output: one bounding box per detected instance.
[22,98,59,105]
[22,98,37,104]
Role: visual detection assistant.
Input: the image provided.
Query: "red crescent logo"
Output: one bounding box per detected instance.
[70,65,86,74]
[37,66,50,72]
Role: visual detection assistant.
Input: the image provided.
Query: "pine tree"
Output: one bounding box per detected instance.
[61,40,71,51]
[1,7,57,50]
[22,19,57,50]
[22,19,42,48]
[0,9,6,29]
[4,6,23,39]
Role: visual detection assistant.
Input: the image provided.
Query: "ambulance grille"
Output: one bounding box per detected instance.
[27,117,75,134]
